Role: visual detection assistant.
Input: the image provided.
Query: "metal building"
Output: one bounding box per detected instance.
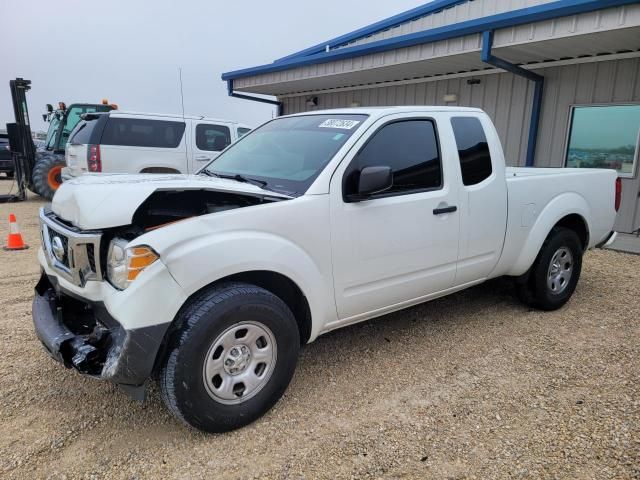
[222,0,640,233]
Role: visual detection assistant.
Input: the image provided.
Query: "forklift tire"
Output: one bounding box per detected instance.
[5,171,14,179]
[32,153,66,200]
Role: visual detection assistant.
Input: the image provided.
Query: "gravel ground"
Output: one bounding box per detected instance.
[0,179,638,480]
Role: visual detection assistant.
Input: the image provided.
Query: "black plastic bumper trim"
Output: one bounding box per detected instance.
[32,272,172,397]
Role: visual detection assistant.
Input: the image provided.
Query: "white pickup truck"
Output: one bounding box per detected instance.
[33,107,619,433]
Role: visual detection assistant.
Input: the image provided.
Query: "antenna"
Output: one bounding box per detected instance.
[178,67,186,121]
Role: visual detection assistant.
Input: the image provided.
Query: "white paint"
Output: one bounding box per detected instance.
[63,111,251,178]
[42,107,617,340]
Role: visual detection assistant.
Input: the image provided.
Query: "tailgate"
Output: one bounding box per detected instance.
[65,143,88,175]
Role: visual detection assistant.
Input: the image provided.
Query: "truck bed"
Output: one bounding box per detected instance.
[493,166,618,277]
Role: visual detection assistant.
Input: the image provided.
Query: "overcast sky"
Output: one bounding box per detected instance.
[1,0,424,133]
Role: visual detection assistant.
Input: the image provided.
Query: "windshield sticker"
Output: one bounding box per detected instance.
[319,119,361,130]
[333,133,346,141]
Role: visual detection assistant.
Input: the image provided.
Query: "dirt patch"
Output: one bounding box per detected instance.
[0,180,638,479]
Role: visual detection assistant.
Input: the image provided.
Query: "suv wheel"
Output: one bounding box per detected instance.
[159,282,300,433]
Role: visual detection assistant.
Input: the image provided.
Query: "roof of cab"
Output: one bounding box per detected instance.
[284,106,484,117]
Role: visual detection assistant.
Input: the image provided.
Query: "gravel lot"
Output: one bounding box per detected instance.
[0,179,638,479]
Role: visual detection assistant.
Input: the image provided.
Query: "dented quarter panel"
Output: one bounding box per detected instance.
[135,194,337,341]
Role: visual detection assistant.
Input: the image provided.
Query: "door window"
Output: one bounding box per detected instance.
[344,119,442,198]
[451,117,493,186]
[237,127,251,138]
[566,105,640,177]
[196,124,231,151]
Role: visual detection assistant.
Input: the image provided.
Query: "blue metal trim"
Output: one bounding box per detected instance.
[222,0,638,81]
[226,80,283,116]
[275,0,468,63]
[481,30,543,167]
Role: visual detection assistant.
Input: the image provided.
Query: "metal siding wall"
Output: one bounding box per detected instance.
[281,69,533,166]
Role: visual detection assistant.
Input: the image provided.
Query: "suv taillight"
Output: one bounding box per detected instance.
[87,144,101,172]
[615,177,622,212]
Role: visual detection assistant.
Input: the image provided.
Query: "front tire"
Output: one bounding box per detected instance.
[516,227,583,311]
[32,153,66,200]
[159,282,300,433]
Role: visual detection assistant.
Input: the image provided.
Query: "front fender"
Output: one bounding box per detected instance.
[159,230,335,342]
[507,192,591,276]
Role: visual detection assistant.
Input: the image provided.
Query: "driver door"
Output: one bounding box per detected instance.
[330,115,460,321]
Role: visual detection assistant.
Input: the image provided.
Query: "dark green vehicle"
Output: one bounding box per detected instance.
[34,100,115,199]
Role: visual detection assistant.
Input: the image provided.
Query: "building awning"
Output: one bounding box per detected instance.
[222,0,640,97]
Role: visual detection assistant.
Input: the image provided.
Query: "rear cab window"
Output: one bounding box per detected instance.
[451,117,493,186]
[101,118,186,148]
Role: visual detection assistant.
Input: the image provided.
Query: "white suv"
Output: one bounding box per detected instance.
[63,111,251,178]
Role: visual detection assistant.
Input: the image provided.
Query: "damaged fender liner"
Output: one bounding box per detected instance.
[33,273,170,400]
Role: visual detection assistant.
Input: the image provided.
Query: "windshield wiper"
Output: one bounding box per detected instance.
[208,172,268,189]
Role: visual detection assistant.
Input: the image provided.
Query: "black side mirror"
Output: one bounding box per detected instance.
[46,104,53,113]
[347,165,393,202]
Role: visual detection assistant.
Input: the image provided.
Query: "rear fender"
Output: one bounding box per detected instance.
[507,192,591,276]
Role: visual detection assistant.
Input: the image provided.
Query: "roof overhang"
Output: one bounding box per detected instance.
[223,0,640,96]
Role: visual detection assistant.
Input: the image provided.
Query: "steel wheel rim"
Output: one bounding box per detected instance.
[547,247,573,295]
[203,321,277,405]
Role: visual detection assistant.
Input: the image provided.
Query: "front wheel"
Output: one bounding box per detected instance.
[516,227,583,311]
[32,153,66,200]
[159,282,300,433]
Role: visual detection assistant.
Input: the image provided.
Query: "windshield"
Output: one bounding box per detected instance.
[44,115,62,149]
[204,114,368,195]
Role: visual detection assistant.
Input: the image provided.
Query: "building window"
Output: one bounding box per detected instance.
[566,105,640,177]
[451,117,493,186]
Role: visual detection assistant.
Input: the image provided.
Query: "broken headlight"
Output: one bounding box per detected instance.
[107,238,158,290]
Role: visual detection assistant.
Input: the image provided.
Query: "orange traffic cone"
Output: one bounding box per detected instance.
[4,214,29,251]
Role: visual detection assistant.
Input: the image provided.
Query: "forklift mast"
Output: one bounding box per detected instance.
[1,78,36,202]
[9,78,36,186]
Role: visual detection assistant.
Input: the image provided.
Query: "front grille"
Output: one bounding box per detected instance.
[46,227,70,268]
[86,244,96,273]
[39,208,102,287]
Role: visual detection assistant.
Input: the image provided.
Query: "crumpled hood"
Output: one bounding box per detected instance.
[52,173,290,230]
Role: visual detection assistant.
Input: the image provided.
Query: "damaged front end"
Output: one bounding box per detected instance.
[33,274,167,400]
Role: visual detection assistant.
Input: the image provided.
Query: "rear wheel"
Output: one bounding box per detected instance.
[32,153,65,200]
[516,227,583,311]
[159,282,300,433]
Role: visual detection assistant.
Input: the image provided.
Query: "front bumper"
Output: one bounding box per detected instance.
[33,272,170,399]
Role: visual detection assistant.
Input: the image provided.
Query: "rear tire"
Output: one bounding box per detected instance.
[516,227,583,311]
[32,153,65,200]
[159,282,300,433]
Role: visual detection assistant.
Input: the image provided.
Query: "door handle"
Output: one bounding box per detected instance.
[433,205,457,215]
[195,155,211,161]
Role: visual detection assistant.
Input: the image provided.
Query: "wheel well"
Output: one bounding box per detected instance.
[139,167,181,174]
[554,214,589,250]
[152,271,312,377]
[221,271,312,345]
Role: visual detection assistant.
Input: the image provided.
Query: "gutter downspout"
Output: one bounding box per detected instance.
[227,80,284,116]
[481,30,543,167]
